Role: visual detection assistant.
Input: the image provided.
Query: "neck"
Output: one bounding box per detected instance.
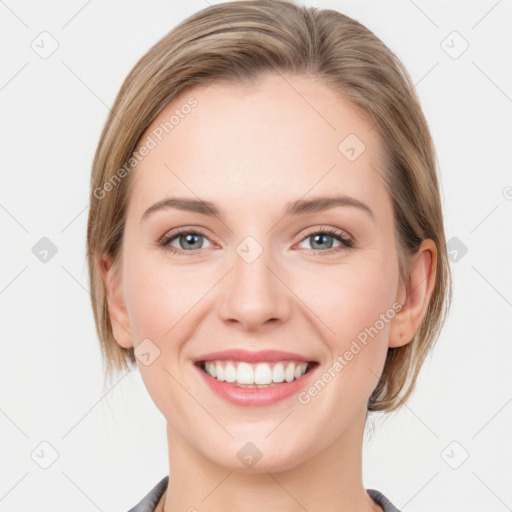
[162,406,382,512]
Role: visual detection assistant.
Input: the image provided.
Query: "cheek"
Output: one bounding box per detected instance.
[297,263,397,412]
[122,247,191,342]
[294,255,398,339]
[291,254,399,398]
[121,249,201,411]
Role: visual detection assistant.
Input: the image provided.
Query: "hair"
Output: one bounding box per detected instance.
[86,0,452,413]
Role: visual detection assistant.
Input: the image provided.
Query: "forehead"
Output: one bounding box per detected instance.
[129,73,389,220]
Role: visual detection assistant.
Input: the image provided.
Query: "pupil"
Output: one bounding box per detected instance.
[183,234,200,249]
[312,234,332,250]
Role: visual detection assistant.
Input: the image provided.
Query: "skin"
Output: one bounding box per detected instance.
[101,72,437,512]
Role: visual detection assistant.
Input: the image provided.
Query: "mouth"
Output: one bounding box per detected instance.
[194,359,320,388]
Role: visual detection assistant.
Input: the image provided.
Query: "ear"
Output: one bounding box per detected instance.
[99,254,134,349]
[389,239,437,348]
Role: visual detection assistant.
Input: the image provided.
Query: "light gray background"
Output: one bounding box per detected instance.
[1,1,511,511]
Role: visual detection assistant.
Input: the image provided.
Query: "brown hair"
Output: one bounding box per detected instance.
[86,0,452,413]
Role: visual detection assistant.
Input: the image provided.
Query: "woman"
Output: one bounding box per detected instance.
[86,1,452,511]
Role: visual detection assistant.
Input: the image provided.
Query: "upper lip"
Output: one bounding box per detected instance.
[194,349,317,363]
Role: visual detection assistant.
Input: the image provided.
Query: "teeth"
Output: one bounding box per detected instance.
[254,362,272,384]
[285,363,295,382]
[203,360,310,386]
[272,362,285,383]
[224,362,236,382]
[237,362,255,384]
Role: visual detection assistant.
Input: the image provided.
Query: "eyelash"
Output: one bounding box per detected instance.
[158,226,355,256]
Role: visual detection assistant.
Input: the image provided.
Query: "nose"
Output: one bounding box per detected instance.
[217,243,292,331]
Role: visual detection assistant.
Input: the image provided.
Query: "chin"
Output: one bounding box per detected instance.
[200,438,312,474]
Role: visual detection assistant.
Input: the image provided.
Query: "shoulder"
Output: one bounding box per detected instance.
[367,488,403,512]
[125,476,169,512]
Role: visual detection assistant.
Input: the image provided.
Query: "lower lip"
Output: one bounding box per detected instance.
[194,362,318,407]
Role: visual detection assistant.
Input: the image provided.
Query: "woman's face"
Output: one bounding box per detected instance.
[110,73,404,471]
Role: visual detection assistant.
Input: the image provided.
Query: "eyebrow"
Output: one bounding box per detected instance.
[141,194,374,222]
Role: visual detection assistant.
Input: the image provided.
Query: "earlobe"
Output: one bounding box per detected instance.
[100,254,134,349]
[389,239,437,348]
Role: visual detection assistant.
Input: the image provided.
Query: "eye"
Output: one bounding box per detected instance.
[159,229,214,254]
[159,226,355,256]
[296,227,354,255]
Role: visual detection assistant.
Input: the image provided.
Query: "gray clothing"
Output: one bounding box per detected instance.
[127,476,403,511]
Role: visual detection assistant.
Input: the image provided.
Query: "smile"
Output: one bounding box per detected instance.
[198,360,314,387]
[194,360,319,406]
